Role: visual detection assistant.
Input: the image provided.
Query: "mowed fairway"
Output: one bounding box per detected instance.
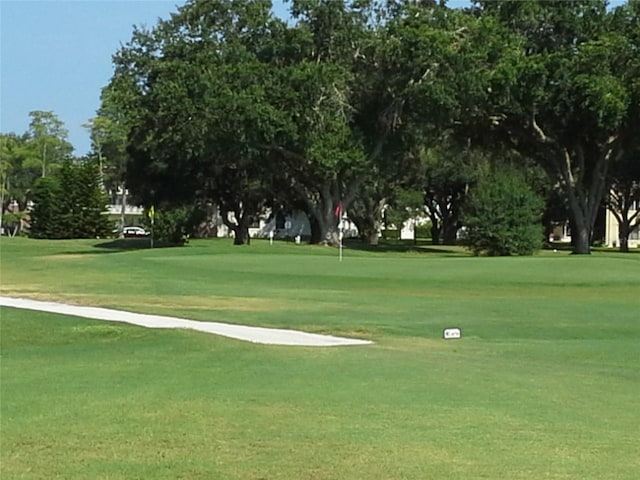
[1,237,638,479]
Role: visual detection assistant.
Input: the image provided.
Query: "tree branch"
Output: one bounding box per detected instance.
[560,147,575,189]
[531,114,553,144]
[260,144,307,164]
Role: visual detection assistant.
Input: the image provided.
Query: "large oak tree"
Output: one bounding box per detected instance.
[468,0,639,254]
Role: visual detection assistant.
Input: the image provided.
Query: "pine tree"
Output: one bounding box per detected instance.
[29,159,111,239]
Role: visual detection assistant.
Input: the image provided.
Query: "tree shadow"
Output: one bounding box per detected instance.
[55,238,180,255]
[543,242,574,252]
[94,238,154,250]
[343,239,467,256]
[94,238,183,250]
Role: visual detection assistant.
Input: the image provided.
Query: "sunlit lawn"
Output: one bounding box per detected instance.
[1,237,639,479]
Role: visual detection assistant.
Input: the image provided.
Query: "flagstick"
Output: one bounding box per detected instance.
[339,215,344,262]
[149,206,155,249]
[335,201,344,262]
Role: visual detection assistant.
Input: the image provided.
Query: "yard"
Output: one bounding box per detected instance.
[1,238,638,479]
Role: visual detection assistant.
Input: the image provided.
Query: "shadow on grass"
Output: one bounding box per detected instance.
[543,242,574,252]
[344,239,467,256]
[56,238,182,255]
[94,238,153,250]
[543,242,640,256]
[95,238,184,250]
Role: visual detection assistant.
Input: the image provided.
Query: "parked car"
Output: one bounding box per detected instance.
[123,226,149,238]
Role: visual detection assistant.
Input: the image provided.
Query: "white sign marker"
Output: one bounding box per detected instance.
[443,328,461,340]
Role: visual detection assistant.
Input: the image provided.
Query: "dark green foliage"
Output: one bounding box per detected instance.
[380,229,400,240]
[29,160,111,239]
[75,161,113,238]
[1,132,38,211]
[414,223,433,239]
[98,0,639,253]
[384,188,424,235]
[143,206,206,245]
[466,0,640,254]
[1,211,24,237]
[462,168,544,256]
[29,176,63,238]
[418,144,481,245]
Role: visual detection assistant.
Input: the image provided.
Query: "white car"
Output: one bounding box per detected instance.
[123,226,149,238]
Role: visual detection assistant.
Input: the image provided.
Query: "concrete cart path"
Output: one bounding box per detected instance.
[0,296,372,347]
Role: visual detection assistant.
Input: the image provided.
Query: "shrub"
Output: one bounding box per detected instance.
[143,205,206,245]
[414,223,433,239]
[461,168,544,256]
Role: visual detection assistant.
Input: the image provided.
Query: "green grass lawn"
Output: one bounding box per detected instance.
[1,237,639,479]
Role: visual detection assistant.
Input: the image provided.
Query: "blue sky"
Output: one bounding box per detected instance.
[1,0,208,155]
[0,0,625,156]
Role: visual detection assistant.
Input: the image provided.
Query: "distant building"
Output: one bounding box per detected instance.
[105,187,145,231]
[604,200,640,249]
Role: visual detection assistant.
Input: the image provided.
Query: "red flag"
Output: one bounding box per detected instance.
[334,201,343,218]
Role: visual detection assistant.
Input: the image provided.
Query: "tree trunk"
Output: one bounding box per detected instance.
[564,195,592,254]
[351,215,381,245]
[309,214,322,244]
[528,121,616,255]
[619,236,629,253]
[312,205,340,246]
[349,195,385,246]
[565,191,600,255]
[120,184,127,236]
[427,209,441,245]
[42,141,47,178]
[606,189,639,253]
[322,223,340,246]
[430,222,441,245]
[367,230,380,245]
[233,226,250,245]
[0,180,5,235]
[618,223,630,253]
[561,157,608,255]
[221,205,251,245]
[440,198,460,245]
[303,183,341,246]
[571,221,591,254]
[442,221,458,245]
[232,213,251,245]
[97,149,105,190]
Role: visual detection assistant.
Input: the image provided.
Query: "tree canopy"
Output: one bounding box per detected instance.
[100,0,640,253]
[466,0,640,253]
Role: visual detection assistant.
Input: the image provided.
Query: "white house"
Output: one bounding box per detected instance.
[604,201,640,249]
[215,208,358,240]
